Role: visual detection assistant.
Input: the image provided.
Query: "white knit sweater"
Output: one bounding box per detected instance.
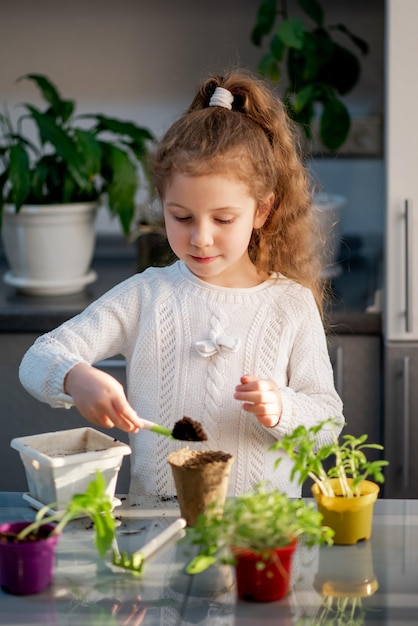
[19,261,344,499]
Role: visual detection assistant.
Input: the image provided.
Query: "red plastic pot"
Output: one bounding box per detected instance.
[0,522,59,595]
[231,539,298,602]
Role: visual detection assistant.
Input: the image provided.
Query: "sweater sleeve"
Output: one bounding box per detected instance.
[19,275,142,409]
[268,288,344,445]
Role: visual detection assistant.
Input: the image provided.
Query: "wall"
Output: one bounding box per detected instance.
[0,0,384,235]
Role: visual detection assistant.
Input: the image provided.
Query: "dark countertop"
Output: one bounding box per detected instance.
[0,233,382,335]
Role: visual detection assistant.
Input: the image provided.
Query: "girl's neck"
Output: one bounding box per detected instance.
[183,260,269,289]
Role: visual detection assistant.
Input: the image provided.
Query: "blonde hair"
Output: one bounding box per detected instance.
[151,69,325,313]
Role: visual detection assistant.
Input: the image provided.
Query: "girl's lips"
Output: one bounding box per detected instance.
[190,255,218,264]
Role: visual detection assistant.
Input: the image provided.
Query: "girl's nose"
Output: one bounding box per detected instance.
[190,223,213,247]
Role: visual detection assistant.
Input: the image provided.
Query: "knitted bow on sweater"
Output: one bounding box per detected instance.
[194,331,241,358]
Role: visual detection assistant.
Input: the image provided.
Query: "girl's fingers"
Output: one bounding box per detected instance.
[234,389,278,404]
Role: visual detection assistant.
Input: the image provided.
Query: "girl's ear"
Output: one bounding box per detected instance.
[254,192,274,228]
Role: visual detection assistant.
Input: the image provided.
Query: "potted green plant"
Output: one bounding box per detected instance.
[0,471,116,595]
[250,0,369,152]
[185,482,334,602]
[0,73,155,294]
[271,420,389,544]
[250,0,369,276]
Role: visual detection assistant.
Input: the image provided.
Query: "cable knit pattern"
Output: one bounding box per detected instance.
[19,260,344,499]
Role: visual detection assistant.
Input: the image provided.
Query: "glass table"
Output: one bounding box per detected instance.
[0,493,417,625]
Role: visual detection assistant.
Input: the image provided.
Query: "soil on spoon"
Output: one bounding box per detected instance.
[172,416,208,442]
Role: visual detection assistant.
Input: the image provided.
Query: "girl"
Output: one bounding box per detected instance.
[19,70,344,499]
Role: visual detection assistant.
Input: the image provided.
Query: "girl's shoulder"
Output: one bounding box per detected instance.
[91,263,183,308]
[267,274,318,314]
[268,274,314,299]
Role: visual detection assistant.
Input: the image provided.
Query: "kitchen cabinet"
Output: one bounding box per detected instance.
[327,334,383,457]
[299,333,383,497]
[384,345,418,498]
[383,0,418,498]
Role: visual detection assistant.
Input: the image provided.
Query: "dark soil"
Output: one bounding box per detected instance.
[0,526,52,544]
[183,450,232,468]
[172,416,208,442]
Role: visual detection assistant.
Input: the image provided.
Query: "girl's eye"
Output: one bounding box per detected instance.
[174,216,191,222]
[216,218,233,224]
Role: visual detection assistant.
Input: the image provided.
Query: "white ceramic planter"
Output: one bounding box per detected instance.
[1,202,98,295]
[10,427,131,508]
[313,193,346,278]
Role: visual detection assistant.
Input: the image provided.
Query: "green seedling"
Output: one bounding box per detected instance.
[15,470,116,557]
[186,482,334,574]
[272,419,389,498]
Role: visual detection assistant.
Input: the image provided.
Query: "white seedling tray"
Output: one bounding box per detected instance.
[11,427,131,508]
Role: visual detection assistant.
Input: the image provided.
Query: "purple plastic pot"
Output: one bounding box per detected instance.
[0,521,59,595]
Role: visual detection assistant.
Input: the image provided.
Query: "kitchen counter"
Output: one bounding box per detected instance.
[0,493,417,625]
[0,233,382,335]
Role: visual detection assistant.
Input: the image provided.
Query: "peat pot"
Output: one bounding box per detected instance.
[167,448,234,526]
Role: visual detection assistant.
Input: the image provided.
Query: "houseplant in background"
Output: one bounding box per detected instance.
[186,482,334,602]
[0,471,116,595]
[272,419,389,544]
[250,0,369,275]
[0,73,155,295]
[250,0,369,151]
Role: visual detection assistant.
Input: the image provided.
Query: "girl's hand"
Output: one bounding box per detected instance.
[234,374,282,428]
[64,362,142,433]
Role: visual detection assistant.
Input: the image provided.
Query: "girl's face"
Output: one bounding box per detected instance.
[163,173,271,287]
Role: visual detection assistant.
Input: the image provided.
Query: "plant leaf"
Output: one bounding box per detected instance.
[258,53,281,83]
[19,74,62,109]
[20,74,75,123]
[278,18,305,50]
[86,114,154,144]
[251,0,277,47]
[29,157,50,203]
[100,143,137,235]
[297,0,324,27]
[336,24,369,56]
[270,32,285,62]
[320,97,350,150]
[317,43,361,95]
[24,105,90,191]
[8,144,31,209]
[292,84,316,113]
[74,128,102,178]
[186,554,217,574]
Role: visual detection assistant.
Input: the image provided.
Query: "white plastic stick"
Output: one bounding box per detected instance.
[139,518,187,560]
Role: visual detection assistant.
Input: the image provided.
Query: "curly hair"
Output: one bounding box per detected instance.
[151,69,325,314]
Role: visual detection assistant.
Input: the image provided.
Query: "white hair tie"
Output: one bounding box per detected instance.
[209,87,234,110]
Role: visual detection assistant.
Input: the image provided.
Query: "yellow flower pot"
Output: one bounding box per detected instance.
[311,479,379,545]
